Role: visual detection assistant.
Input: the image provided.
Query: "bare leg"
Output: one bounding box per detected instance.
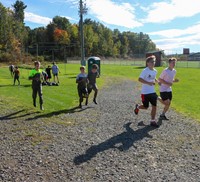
[138,105,148,110]
[151,106,157,120]
[162,99,171,114]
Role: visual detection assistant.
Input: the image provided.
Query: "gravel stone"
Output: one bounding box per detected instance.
[0,80,199,181]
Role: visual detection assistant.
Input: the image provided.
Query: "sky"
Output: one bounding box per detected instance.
[2,0,200,54]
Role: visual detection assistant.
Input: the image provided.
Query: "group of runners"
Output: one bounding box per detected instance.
[76,64,99,108]
[10,56,178,119]
[27,61,99,110]
[135,55,179,127]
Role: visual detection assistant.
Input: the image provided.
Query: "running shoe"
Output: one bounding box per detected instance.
[134,104,139,115]
[159,114,169,120]
[93,98,98,104]
[150,121,159,127]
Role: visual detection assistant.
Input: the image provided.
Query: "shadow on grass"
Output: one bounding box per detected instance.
[74,120,162,165]
[0,109,40,120]
[0,84,31,87]
[26,106,93,121]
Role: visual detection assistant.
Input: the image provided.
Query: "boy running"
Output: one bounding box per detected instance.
[87,64,99,104]
[134,55,159,127]
[76,66,88,108]
[158,57,179,120]
[13,66,20,85]
[29,61,44,110]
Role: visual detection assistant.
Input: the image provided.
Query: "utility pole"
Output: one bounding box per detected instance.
[79,0,87,66]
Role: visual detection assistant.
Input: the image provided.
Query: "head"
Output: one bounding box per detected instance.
[52,62,55,65]
[168,57,177,69]
[80,66,85,73]
[15,66,18,69]
[48,65,51,68]
[91,64,98,73]
[34,61,41,70]
[146,55,156,69]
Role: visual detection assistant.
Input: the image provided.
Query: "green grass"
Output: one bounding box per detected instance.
[0,63,200,121]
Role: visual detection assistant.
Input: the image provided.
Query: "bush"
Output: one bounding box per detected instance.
[0,52,14,62]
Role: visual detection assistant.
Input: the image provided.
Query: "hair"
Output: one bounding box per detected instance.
[168,57,177,63]
[80,66,85,70]
[34,61,40,66]
[146,55,156,63]
[92,64,98,69]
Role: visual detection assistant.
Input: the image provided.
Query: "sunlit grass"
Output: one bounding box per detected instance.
[0,63,200,121]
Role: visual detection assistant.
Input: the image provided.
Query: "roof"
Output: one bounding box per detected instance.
[146,50,164,54]
[87,56,101,60]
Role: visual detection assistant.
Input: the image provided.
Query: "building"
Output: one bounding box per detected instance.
[146,50,164,67]
[188,52,200,61]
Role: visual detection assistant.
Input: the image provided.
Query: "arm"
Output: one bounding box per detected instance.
[138,77,155,86]
[158,78,172,86]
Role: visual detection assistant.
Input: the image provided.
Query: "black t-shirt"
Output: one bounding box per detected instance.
[88,71,98,85]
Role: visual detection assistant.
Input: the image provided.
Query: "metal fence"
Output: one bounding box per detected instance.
[66,58,200,68]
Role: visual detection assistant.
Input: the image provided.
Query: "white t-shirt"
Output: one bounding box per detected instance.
[139,67,157,94]
[159,68,176,92]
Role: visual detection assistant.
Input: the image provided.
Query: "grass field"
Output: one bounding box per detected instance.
[0,63,200,121]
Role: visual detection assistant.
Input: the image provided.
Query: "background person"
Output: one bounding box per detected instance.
[13,66,20,85]
[9,65,14,77]
[52,62,60,84]
[45,65,52,82]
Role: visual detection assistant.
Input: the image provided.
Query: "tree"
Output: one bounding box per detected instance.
[53,16,71,32]
[54,28,70,44]
[12,0,27,22]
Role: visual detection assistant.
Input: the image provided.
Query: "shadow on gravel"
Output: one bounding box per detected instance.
[0,109,40,120]
[25,106,92,121]
[74,121,162,165]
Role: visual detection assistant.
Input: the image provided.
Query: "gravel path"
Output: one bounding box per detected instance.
[0,79,200,182]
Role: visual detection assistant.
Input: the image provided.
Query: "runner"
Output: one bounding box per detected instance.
[76,66,88,108]
[158,57,179,120]
[29,61,44,110]
[134,55,159,127]
[87,64,99,104]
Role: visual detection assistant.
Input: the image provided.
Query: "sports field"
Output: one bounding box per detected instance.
[0,63,200,121]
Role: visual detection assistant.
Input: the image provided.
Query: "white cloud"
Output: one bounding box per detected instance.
[152,32,200,52]
[25,12,52,25]
[143,0,200,23]
[149,23,200,38]
[86,0,142,28]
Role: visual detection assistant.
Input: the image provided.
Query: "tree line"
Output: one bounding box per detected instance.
[0,0,157,63]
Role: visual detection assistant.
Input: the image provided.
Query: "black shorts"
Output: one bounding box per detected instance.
[87,84,98,94]
[53,73,58,76]
[78,87,88,98]
[141,93,157,108]
[160,91,172,101]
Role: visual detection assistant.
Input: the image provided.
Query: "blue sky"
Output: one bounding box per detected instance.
[2,0,200,54]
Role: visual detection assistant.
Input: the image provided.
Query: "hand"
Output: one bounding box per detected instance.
[148,82,155,86]
[174,78,179,82]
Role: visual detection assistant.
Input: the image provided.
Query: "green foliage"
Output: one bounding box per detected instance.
[12,0,27,22]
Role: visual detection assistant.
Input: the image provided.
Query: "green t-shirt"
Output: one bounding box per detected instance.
[29,69,43,83]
